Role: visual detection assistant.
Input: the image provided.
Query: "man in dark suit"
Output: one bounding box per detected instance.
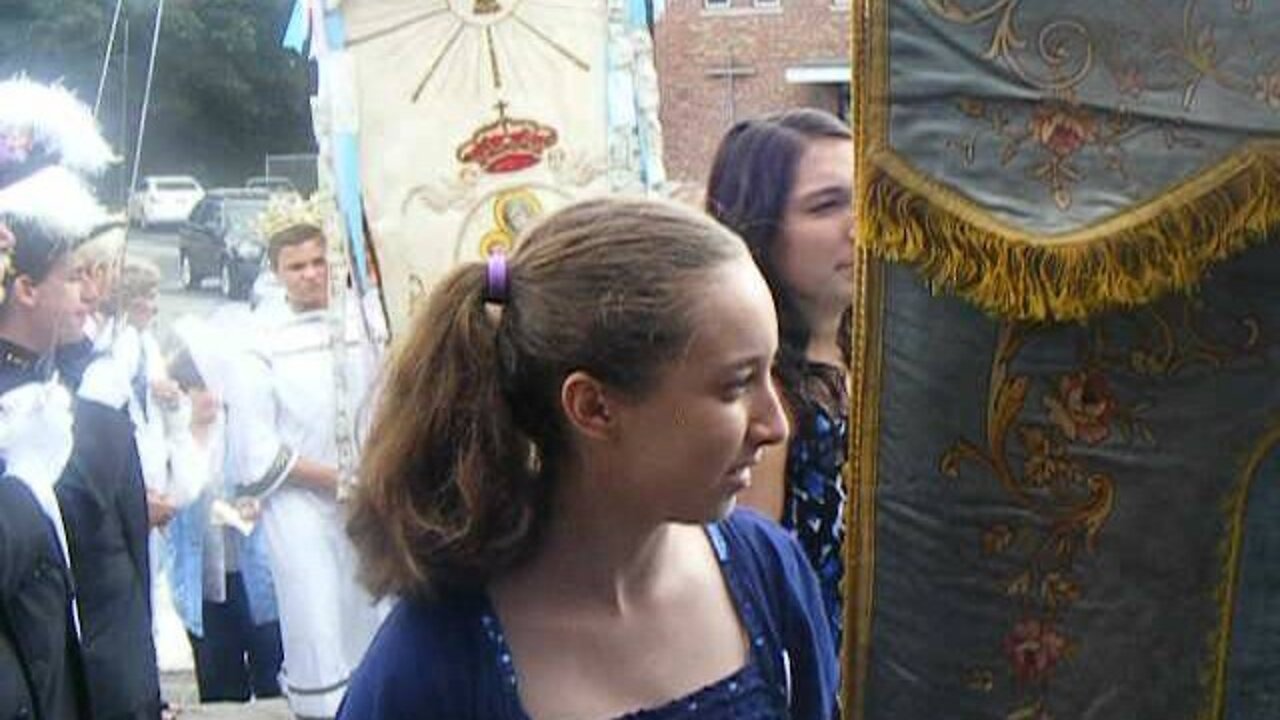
[0,212,87,719]
[0,75,161,720]
[51,225,162,720]
[54,367,161,720]
[51,219,163,720]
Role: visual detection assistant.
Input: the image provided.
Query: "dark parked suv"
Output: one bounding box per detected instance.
[178,189,271,300]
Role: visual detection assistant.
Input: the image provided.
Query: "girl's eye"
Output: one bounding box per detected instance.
[810,197,849,214]
[723,371,756,399]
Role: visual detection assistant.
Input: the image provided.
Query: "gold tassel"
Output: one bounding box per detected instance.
[859,152,1280,322]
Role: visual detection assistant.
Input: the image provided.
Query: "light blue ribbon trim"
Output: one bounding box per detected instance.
[281,0,308,53]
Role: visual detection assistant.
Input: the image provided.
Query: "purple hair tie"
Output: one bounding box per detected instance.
[485,251,509,303]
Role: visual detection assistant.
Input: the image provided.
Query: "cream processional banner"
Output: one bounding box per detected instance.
[335,0,661,334]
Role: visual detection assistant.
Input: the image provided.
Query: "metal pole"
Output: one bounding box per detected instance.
[129,0,166,195]
[121,17,130,206]
[94,0,125,118]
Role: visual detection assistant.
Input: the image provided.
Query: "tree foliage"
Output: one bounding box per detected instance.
[0,0,314,205]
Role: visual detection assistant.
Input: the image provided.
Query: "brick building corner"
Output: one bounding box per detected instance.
[653,0,851,186]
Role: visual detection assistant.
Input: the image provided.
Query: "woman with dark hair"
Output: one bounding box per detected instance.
[706,108,854,644]
[340,197,836,719]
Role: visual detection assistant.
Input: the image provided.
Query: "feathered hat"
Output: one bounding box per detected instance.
[0,77,117,301]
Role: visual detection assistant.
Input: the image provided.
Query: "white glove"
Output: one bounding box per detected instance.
[0,381,74,489]
[77,351,131,408]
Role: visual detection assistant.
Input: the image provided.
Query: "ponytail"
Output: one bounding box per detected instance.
[347,263,543,599]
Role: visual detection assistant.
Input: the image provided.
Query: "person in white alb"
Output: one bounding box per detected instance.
[225,197,387,719]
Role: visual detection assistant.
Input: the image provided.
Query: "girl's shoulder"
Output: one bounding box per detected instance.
[715,508,815,591]
[340,591,505,719]
[719,507,802,554]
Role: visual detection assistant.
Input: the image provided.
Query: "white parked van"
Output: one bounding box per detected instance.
[128,175,204,229]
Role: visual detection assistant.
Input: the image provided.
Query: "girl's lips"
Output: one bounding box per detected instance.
[726,465,753,492]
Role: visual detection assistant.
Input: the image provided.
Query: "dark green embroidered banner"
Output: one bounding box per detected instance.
[848,2,1280,716]
[847,241,1280,720]
[855,0,1280,321]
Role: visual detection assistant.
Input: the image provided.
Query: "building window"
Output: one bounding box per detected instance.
[704,0,731,9]
[753,0,780,6]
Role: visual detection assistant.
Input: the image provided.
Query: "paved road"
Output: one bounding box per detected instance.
[162,671,291,719]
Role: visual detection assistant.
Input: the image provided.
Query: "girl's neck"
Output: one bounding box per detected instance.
[496,471,684,615]
[805,310,845,368]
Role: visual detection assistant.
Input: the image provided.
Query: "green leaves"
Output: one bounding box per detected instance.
[0,0,313,196]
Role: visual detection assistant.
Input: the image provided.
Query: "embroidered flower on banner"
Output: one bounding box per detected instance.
[1018,425,1074,486]
[1029,103,1098,159]
[1044,370,1115,446]
[1003,618,1068,685]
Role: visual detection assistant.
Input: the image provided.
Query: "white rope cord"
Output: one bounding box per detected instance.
[93,0,126,118]
[128,0,165,196]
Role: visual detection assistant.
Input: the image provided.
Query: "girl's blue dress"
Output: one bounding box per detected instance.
[338,509,836,719]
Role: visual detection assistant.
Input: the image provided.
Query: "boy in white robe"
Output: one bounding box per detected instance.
[225,200,386,719]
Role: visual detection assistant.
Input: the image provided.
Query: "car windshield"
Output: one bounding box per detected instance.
[224,201,269,234]
[155,180,199,192]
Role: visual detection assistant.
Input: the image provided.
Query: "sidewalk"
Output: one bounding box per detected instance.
[163,671,292,719]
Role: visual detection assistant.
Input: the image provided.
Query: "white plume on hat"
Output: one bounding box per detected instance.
[0,165,108,240]
[0,76,116,241]
[0,76,116,176]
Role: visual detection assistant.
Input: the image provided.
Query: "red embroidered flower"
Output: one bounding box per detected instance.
[1044,370,1115,446]
[1029,104,1097,158]
[1003,618,1067,684]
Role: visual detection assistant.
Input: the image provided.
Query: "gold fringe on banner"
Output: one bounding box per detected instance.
[859,150,1280,322]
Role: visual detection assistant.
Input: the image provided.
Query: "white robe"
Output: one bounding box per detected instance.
[84,320,193,671]
[228,294,387,718]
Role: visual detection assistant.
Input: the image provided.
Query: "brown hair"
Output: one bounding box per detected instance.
[706,108,852,420]
[267,223,323,269]
[347,196,747,599]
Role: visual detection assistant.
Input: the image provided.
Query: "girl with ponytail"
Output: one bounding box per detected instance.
[342,196,837,719]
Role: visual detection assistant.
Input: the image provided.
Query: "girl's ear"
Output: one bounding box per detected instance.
[560,370,616,442]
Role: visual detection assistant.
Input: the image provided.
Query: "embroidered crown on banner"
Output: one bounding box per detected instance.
[455,101,559,174]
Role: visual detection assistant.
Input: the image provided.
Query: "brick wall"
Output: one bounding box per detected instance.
[654,0,850,185]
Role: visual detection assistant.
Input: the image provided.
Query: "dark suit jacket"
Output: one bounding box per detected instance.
[54,398,160,720]
[0,477,85,720]
[0,345,86,720]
